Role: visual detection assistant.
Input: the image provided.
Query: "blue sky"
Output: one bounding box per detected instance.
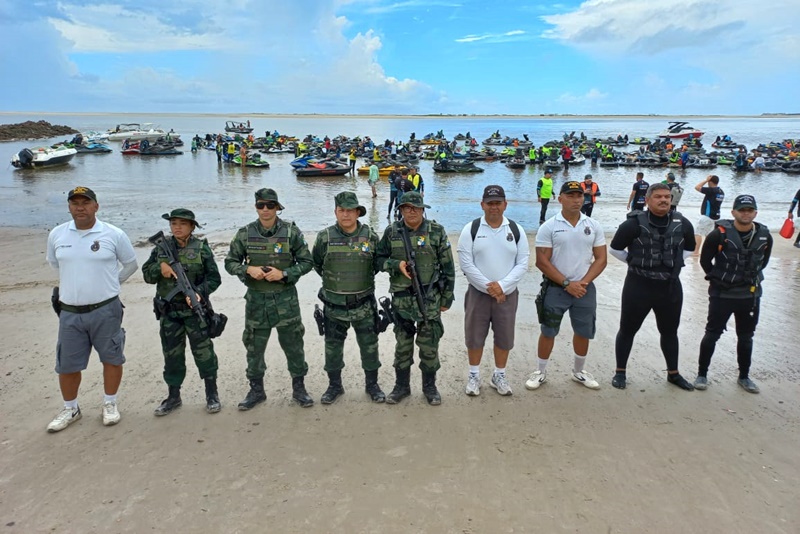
[1,0,797,115]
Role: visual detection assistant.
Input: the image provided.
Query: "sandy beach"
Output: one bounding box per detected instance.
[1,226,798,533]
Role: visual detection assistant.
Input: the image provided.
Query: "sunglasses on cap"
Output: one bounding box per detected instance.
[256,201,279,210]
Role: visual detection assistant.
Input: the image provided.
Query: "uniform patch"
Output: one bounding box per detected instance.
[274,243,283,253]
[91,240,100,252]
[417,236,426,247]
[584,226,591,235]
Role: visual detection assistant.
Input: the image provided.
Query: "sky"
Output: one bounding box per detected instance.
[1,0,797,115]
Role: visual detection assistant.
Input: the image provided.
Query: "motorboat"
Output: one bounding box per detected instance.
[75,142,112,154]
[433,159,484,173]
[657,122,704,139]
[225,121,253,134]
[11,145,77,168]
[138,139,182,156]
[233,153,270,167]
[107,123,181,142]
[295,161,350,177]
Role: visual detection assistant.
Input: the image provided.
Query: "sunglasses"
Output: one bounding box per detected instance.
[256,201,278,210]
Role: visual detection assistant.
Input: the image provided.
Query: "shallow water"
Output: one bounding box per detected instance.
[2,113,798,241]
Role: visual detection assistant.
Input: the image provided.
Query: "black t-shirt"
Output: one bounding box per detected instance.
[610,212,696,274]
[699,186,724,219]
[395,176,414,192]
[631,180,649,207]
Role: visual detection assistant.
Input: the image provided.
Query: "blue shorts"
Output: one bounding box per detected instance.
[540,282,597,339]
[56,298,126,373]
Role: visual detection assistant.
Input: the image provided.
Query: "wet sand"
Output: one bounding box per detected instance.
[1,227,798,533]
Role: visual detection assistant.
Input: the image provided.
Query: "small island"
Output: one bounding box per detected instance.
[0,120,79,142]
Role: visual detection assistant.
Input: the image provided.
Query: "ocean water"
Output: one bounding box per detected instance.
[2,113,798,242]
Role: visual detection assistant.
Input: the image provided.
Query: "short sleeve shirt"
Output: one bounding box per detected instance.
[536,212,605,281]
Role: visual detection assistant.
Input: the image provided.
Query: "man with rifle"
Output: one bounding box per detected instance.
[142,209,222,416]
[376,192,456,405]
[311,192,386,404]
[225,188,315,409]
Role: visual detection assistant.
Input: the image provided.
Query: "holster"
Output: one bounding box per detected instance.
[51,287,61,317]
[313,304,325,336]
[535,280,548,325]
[153,296,169,320]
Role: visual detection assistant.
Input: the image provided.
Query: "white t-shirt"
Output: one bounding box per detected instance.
[535,211,605,281]
[47,219,137,305]
[457,216,530,294]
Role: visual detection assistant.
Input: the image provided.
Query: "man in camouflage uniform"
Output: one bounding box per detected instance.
[142,209,222,415]
[225,189,315,408]
[312,192,385,404]
[376,191,456,405]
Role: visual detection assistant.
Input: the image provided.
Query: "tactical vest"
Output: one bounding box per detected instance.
[626,212,685,271]
[539,178,553,198]
[156,237,205,301]
[322,224,375,294]
[245,221,294,292]
[388,221,438,292]
[708,221,769,287]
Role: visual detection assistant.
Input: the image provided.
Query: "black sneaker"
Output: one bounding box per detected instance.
[612,372,627,390]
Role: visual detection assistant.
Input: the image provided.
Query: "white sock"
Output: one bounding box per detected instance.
[494,367,505,376]
[104,394,117,404]
[538,358,549,373]
[574,355,587,373]
[469,365,480,376]
[64,398,78,410]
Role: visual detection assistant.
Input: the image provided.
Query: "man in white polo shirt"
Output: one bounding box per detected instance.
[526,181,607,391]
[45,186,138,432]
[457,185,529,396]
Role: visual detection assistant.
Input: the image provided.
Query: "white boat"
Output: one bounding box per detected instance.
[107,123,180,142]
[82,130,109,143]
[11,146,77,169]
[657,121,705,139]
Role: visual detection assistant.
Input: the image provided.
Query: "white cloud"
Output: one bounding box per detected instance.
[455,30,529,44]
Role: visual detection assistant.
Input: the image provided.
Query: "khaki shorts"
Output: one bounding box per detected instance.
[464,285,519,351]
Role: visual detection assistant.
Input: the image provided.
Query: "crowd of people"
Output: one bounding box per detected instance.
[43,176,789,433]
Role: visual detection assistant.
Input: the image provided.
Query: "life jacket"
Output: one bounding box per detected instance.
[626,212,685,273]
[409,173,422,191]
[155,236,205,301]
[321,224,375,294]
[539,178,553,199]
[244,221,295,292]
[708,221,769,288]
[580,182,599,203]
[387,220,440,292]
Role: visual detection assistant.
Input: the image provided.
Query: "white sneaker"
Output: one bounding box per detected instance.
[47,407,81,433]
[572,370,601,390]
[465,373,481,396]
[525,370,547,390]
[490,373,512,396]
[102,401,121,426]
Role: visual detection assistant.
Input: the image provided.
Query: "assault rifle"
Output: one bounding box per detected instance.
[148,230,208,329]
[398,224,428,325]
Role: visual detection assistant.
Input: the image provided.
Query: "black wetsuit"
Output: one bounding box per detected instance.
[610,212,696,371]
[697,224,772,379]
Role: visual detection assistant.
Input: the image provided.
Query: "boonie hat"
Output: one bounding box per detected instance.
[68,186,97,202]
[254,188,285,210]
[335,191,366,217]
[732,194,757,210]
[560,181,583,194]
[162,208,203,228]
[482,185,506,202]
[397,191,430,209]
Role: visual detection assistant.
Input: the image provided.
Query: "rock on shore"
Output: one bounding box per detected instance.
[0,120,79,142]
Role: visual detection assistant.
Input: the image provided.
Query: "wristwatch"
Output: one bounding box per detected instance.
[561,279,570,288]
[282,270,288,280]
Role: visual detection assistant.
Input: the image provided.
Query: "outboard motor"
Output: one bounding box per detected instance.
[18,148,34,168]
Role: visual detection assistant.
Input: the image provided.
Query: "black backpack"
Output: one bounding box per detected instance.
[470,218,520,243]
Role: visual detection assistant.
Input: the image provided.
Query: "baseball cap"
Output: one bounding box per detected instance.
[732,194,757,210]
[560,181,582,194]
[482,185,506,202]
[666,172,676,180]
[254,188,285,210]
[584,174,593,180]
[68,186,97,202]
[334,191,366,217]
[162,208,203,228]
[397,191,430,209]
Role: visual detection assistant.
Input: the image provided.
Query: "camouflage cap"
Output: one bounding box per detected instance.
[335,191,366,217]
[162,208,203,228]
[68,186,97,202]
[397,191,430,209]
[254,188,285,210]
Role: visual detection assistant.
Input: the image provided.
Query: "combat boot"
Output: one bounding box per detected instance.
[320,371,345,405]
[154,385,182,416]
[364,369,386,403]
[386,368,411,404]
[422,372,441,406]
[292,376,314,408]
[238,378,267,411]
[204,378,221,414]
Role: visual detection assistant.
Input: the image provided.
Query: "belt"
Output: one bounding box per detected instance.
[59,296,118,314]
[321,292,374,311]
